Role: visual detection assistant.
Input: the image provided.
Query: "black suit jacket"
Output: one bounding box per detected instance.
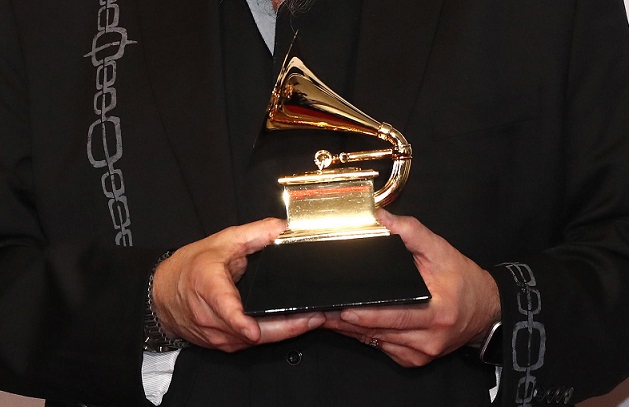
[1,0,629,406]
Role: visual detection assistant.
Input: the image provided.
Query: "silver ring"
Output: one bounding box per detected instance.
[368,337,380,348]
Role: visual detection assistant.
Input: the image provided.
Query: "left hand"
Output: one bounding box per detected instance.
[323,209,501,367]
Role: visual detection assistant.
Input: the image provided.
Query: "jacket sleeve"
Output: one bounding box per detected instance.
[0,0,162,404]
[489,0,629,405]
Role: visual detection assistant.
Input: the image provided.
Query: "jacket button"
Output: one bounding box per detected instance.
[286,350,303,366]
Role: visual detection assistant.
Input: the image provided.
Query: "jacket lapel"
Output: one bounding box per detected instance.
[353,0,445,130]
[136,0,238,234]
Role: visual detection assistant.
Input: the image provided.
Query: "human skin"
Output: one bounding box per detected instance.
[152,211,500,366]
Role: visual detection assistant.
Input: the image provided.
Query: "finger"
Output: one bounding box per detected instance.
[196,267,261,342]
[258,312,325,343]
[339,305,434,330]
[323,311,385,333]
[216,218,287,258]
[326,320,429,349]
[323,317,383,341]
[186,326,251,352]
[375,209,436,255]
[378,341,434,368]
[328,328,370,343]
[329,328,435,367]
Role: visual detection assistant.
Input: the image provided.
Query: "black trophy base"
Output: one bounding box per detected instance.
[242,235,431,316]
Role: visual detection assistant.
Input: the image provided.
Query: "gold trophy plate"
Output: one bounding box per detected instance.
[276,167,390,244]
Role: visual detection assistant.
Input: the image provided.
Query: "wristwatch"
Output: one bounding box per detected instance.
[479,321,503,366]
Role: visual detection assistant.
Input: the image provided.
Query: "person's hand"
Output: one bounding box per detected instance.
[323,209,501,367]
[151,218,325,352]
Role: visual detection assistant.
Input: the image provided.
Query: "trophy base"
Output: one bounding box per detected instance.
[242,235,431,316]
[275,225,390,244]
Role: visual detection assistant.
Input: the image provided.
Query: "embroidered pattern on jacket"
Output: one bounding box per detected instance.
[84,0,137,246]
[501,262,546,407]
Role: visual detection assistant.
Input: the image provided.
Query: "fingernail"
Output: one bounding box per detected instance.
[308,314,325,329]
[341,310,358,323]
[241,328,254,341]
[375,209,394,224]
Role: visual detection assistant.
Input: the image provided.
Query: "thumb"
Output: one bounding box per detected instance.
[375,209,435,255]
[217,218,287,257]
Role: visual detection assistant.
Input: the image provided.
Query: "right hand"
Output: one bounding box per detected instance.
[151,218,325,352]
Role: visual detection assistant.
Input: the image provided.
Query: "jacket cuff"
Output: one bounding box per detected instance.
[487,260,572,405]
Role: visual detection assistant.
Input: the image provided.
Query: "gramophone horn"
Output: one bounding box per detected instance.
[265,55,412,207]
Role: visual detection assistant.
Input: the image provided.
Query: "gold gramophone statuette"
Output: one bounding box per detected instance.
[242,45,430,316]
[267,54,412,244]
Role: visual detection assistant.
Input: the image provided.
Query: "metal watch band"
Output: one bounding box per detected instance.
[479,321,503,366]
[144,250,190,353]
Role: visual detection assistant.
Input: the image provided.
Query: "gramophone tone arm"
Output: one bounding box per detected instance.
[339,149,395,164]
[314,149,412,170]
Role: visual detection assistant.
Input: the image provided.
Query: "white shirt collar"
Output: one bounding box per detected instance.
[245,0,278,54]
